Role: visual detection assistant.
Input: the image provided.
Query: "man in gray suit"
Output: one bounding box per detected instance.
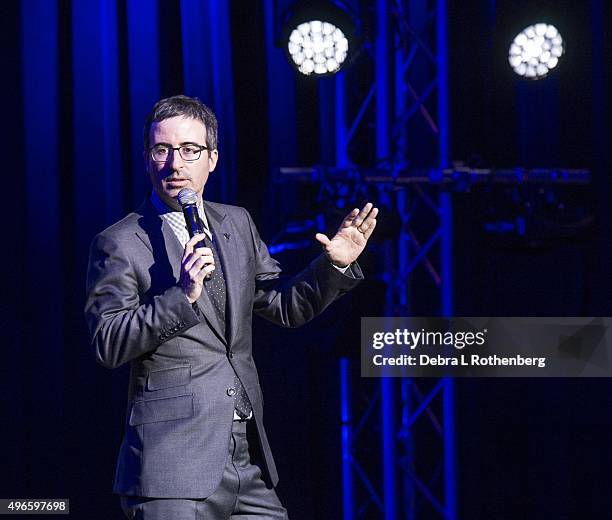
[85,95,378,519]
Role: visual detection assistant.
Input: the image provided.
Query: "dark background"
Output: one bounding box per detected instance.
[3,0,612,518]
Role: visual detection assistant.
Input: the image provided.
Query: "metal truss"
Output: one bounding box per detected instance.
[273,1,455,517]
[343,1,455,518]
[272,0,592,516]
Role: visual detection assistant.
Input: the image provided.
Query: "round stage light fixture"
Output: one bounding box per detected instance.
[282,1,357,77]
[508,23,564,79]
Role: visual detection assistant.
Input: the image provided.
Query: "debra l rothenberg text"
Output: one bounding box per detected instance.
[371,328,487,350]
[372,353,547,368]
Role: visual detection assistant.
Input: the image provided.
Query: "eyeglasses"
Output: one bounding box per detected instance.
[149,144,208,162]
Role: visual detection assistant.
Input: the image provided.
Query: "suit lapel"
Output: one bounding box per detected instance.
[204,202,239,348]
[135,201,184,280]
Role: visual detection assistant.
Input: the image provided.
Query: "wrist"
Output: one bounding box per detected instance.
[325,253,349,269]
[183,289,196,304]
[329,256,350,268]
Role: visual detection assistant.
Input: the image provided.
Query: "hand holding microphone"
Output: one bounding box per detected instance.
[177,188,215,303]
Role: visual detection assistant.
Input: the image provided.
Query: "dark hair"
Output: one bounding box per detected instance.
[143,95,218,152]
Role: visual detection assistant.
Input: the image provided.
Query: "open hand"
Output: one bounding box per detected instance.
[315,202,378,268]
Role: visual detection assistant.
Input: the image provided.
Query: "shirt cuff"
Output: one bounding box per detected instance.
[330,262,350,274]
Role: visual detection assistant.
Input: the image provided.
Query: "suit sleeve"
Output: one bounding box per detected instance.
[84,231,201,369]
[242,208,364,328]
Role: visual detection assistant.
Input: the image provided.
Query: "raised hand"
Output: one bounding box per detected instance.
[315,202,378,268]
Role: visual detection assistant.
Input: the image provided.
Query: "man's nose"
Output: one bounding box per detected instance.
[169,148,184,169]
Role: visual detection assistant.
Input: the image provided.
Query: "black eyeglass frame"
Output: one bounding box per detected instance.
[148,144,209,162]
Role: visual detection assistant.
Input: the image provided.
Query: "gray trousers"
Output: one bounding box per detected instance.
[120,420,289,519]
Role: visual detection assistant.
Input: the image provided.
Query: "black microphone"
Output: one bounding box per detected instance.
[177,188,207,248]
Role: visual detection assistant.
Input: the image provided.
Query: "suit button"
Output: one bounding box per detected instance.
[227,387,236,397]
[228,352,234,359]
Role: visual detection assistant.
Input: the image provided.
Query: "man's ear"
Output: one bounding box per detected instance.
[208,149,219,173]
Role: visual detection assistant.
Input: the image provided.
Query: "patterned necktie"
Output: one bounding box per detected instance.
[201,233,226,333]
[201,226,253,420]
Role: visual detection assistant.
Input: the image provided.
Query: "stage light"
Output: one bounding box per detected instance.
[282,1,356,77]
[508,23,564,79]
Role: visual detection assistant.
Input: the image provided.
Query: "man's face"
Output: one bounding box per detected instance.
[146,116,218,209]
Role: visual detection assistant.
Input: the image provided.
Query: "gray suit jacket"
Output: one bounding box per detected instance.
[84,199,363,498]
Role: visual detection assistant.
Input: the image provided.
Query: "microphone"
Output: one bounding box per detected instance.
[177,188,206,248]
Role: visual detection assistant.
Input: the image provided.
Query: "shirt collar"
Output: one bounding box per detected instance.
[150,190,212,238]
